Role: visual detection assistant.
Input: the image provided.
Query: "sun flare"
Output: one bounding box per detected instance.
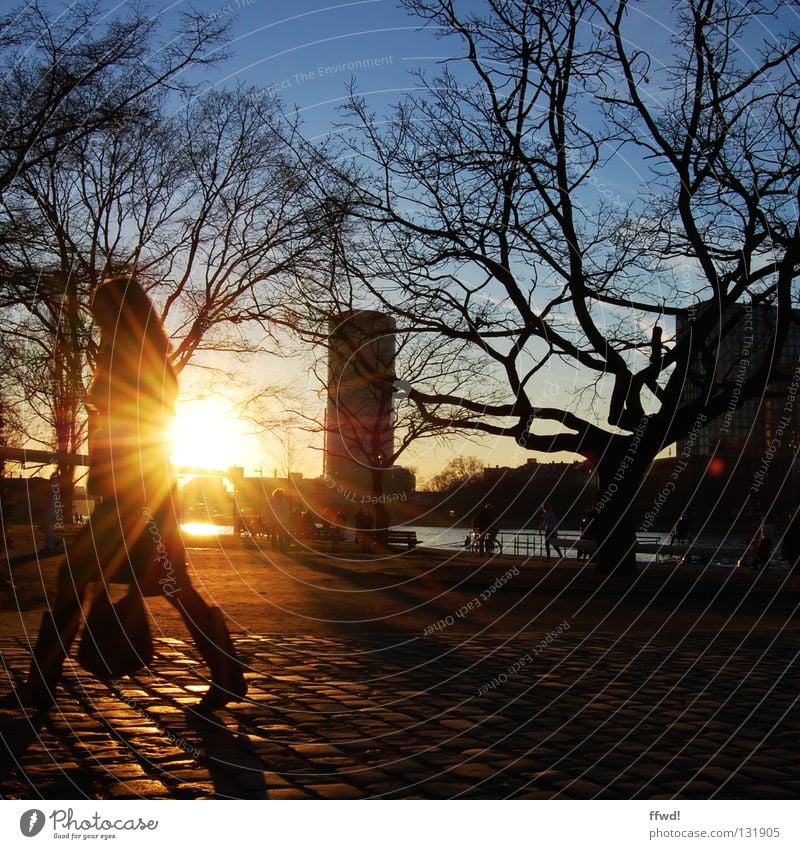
[168,398,253,472]
[180,521,229,536]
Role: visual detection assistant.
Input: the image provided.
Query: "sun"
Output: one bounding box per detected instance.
[168,398,254,472]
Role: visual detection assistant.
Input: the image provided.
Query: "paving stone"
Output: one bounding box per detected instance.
[260,771,293,787]
[742,765,793,782]
[336,767,390,783]
[267,788,315,799]
[173,782,215,798]
[307,782,363,799]
[447,762,498,779]
[106,779,170,797]
[552,778,608,796]
[100,764,148,779]
[169,768,212,781]
[439,719,474,731]
[2,628,800,800]
[745,783,796,799]
[414,781,476,798]
[290,743,344,757]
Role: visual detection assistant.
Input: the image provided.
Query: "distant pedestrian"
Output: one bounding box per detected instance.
[40,510,60,552]
[541,504,563,559]
[354,507,372,550]
[578,511,595,560]
[757,515,775,570]
[374,503,390,546]
[271,488,290,551]
[671,515,689,545]
[1,499,15,552]
[473,503,493,554]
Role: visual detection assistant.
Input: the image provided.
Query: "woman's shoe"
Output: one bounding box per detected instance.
[194,607,247,712]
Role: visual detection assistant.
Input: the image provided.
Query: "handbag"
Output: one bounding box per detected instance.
[77,587,154,679]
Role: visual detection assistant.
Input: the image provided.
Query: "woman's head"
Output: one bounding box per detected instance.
[91,276,155,331]
[90,275,175,401]
[91,276,171,358]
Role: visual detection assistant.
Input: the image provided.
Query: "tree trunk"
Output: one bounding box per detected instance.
[592,496,639,574]
[51,281,83,525]
[0,406,5,486]
[591,450,651,575]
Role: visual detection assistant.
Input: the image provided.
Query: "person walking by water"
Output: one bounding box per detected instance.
[473,503,493,554]
[541,504,563,560]
[269,488,291,551]
[757,514,775,570]
[577,511,595,560]
[0,276,247,713]
[670,514,690,545]
[354,507,372,550]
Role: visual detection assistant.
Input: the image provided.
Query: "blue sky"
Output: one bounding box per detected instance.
[170,0,450,133]
[26,2,800,480]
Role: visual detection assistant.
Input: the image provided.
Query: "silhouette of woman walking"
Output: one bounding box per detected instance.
[1,277,247,712]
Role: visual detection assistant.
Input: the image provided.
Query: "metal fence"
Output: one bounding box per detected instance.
[496,530,663,558]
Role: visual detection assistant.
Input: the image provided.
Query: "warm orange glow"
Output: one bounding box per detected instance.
[707,456,726,476]
[168,399,252,472]
[181,521,228,536]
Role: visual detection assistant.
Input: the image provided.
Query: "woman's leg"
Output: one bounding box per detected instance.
[165,584,247,711]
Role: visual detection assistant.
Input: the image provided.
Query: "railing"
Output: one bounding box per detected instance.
[0,445,231,480]
[497,530,664,559]
[0,446,90,466]
[498,531,544,556]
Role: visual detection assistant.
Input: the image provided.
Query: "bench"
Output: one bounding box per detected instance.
[384,530,419,549]
[306,523,345,551]
[310,523,344,542]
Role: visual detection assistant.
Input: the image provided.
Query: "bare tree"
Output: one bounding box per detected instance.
[159,89,318,370]
[0,0,224,511]
[0,275,93,519]
[425,455,484,493]
[314,0,800,572]
[2,85,315,357]
[0,0,227,196]
[1,78,324,510]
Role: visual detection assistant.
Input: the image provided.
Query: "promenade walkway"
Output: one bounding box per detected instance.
[1,540,799,799]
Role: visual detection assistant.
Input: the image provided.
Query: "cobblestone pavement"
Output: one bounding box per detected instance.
[2,628,799,799]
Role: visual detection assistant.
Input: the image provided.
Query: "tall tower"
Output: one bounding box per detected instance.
[325,311,396,502]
